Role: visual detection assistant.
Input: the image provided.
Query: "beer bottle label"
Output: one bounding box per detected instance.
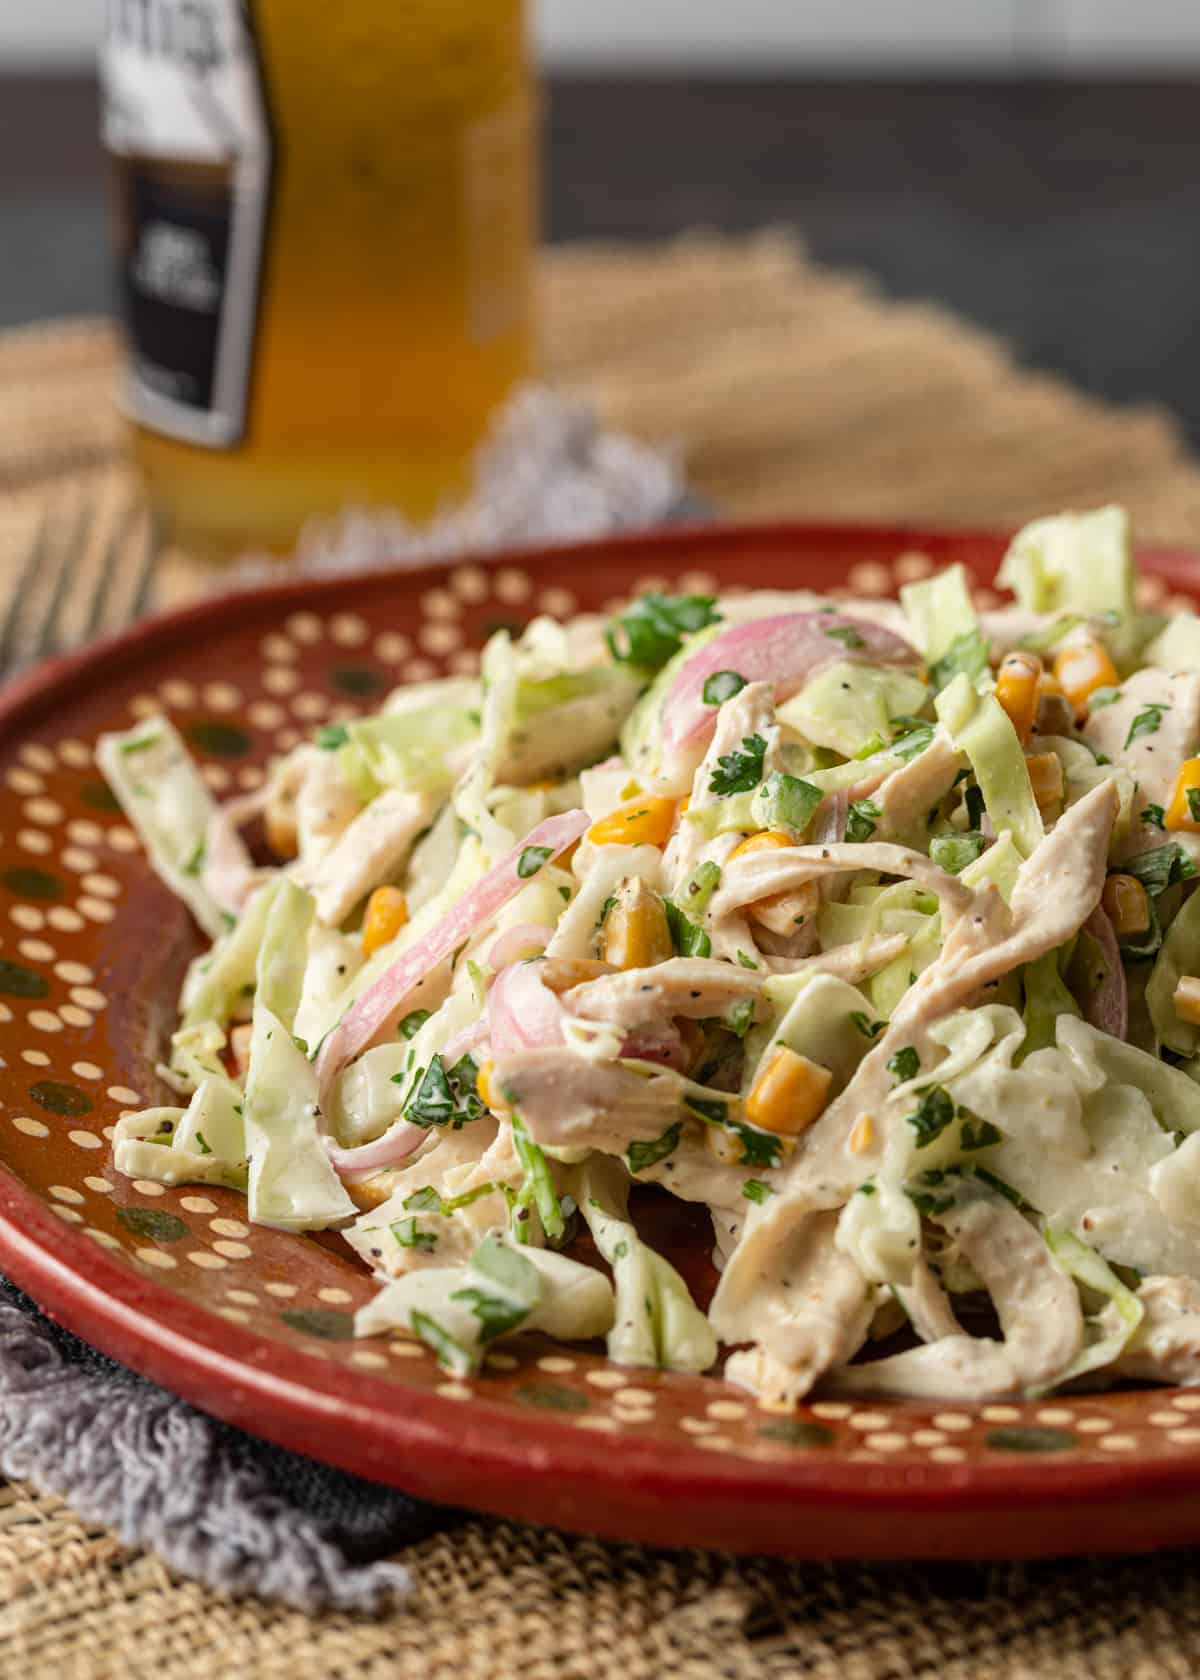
[100,3,273,448]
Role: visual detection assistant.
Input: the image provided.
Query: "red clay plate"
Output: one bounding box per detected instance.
[5,520,1200,1560]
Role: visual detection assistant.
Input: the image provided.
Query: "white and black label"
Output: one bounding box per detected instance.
[100,1,273,447]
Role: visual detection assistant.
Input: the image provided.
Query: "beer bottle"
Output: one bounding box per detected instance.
[101,1,537,557]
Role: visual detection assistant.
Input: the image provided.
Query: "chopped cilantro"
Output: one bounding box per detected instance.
[316,723,350,750]
[471,1234,541,1301]
[824,623,866,650]
[1188,789,1200,823]
[118,734,160,755]
[1126,703,1171,748]
[682,860,722,912]
[510,1111,565,1242]
[890,719,936,762]
[449,1287,529,1343]
[964,783,986,830]
[973,1164,1037,1215]
[905,1084,955,1149]
[709,733,767,796]
[402,1186,442,1213]
[845,798,881,842]
[929,628,990,692]
[849,1011,885,1040]
[854,732,887,761]
[1124,844,1197,898]
[742,1179,774,1203]
[627,1121,683,1174]
[605,592,721,672]
[517,844,552,879]
[400,1056,456,1128]
[597,894,618,927]
[399,1009,432,1040]
[182,840,205,878]
[887,1046,920,1082]
[735,949,759,970]
[194,1131,212,1156]
[858,1182,877,1196]
[1142,803,1166,830]
[410,1309,473,1376]
[1087,686,1122,710]
[959,1112,1003,1152]
[702,670,746,706]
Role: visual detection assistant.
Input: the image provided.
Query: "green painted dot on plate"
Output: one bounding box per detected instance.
[985,1426,1075,1454]
[1,867,63,901]
[514,1384,589,1412]
[280,1307,356,1341]
[187,720,252,758]
[29,1079,93,1117]
[117,1206,189,1243]
[331,666,386,698]
[0,959,49,999]
[757,1420,836,1449]
[79,781,122,813]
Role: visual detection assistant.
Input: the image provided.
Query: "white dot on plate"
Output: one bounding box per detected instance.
[24,798,64,826]
[187,1250,226,1270]
[68,1130,101,1150]
[536,1356,576,1375]
[681,1418,719,1436]
[131,1180,166,1198]
[84,1176,113,1194]
[612,1387,657,1408]
[1036,1407,1075,1426]
[77,897,116,923]
[450,564,488,602]
[248,701,285,729]
[929,1446,966,1464]
[47,907,85,932]
[483,1351,518,1372]
[200,766,231,793]
[20,744,55,772]
[108,1086,141,1105]
[330,613,368,646]
[318,1287,352,1305]
[912,1429,947,1447]
[1076,1417,1111,1434]
[226,1289,258,1306]
[1171,1395,1200,1412]
[202,682,241,712]
[80,873,120,900]
[217,1307,250,1325]
[10,906,45,931]
[107,827,139,853]
[67,820,103,847]
[696,1435,736,1454]
[810,1402,851,1420]
[29,1010,63,1033]
[1148,1411,1188,1428]
[159,680,195,707]
[137,1249,177,1270]
[419,622,462,656]
[435,1382,472,1401]
[932,1412,973,1433]
[58,739,92,767]
[61,848,97,873]
[18,830,52,854]
[848,1412,890,1432]
[21,1048,50,1067]
[865,1433,909,1453]
[58,1005,93,1029]
[981,1406,1021,1424]
[49,1184,85,1205]
[290,692,327,721]
[494,568,531,603]
[12,1116,49,1138]
[50,1205,83,1225]
[285,611,322,644]
[70,988,107,1011]
[350,1350,388,1370]
[263,667,300,695]
[390,1339,425,1359]
[0,1003,11,1023]
[212,1240,252,1260]
[85,1228,120,1249]
[1167,1428,1200,1445]
[210,1217,250,1239]
[585,1370,627,1390]
[1098,1434,1138,1453]
[237,766,264,790]
[261,633,296,662]
[575,1415,620,1434]
[263,1280,297,1297]
[374,632,411,662]
[705,1400,746,1421]
[6,767,43,794]
[18,937,54,963]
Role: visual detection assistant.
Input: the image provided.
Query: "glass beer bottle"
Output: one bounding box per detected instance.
[101,1,536,557]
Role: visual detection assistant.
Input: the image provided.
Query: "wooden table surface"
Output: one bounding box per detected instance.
[4,73,1199,444]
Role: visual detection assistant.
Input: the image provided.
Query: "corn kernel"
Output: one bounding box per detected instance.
[602,877,673,970]
[524,780,557,794]
[586,795,678,849]
[745,1044,832,1137]
[1025,750,1065,818]
[729,829,793,861]
[1174,977,1200,1027]
[1166,757,1200,833]
[476,1060,508,1112]
[361,885,409,956]
[849,1114,875,1155]
[539,957,615,992]
[1053,637,1119,714]
[995,650,1042,743]
[1101,873,1151,937]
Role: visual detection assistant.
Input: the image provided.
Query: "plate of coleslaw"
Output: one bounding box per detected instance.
[5,511,1200,1558]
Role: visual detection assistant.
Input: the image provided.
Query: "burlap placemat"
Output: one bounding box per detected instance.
[7,230,1200,1676]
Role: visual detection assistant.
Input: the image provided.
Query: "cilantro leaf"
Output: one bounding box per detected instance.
[1126,703,1171,748]
[399,1009,432,1040]
[606,592,721,672]
[905,1084,955,1148]
[1124,844,1197,898]
[709,733,767,796]
[742,1179,774,1203]
[757,771,823,834]
[1188,789,1200,823]
[735,949,759,970]
[959,1112,1003,1152]
[410,1310,474,1376]
[929,629,990,692]
[510,1111,565,1242]
[1087,686,1122,710]
[887,1046,920,1082]
[849,1011,885,1040]
[449,1287,530,1343]
[681,860,722,912]
[702,670,746,706]
[401,1056,456,1128]
[316,723,350,750]
[517,844,552,879]
[824,624,866,650]
[627,1121,683,1174]
[726,997,756,1039]
[1142,804,1166,830]
[391,1217,438,1252]
[845,799,881,842]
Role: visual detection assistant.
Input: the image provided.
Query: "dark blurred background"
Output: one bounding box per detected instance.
[3,4,1200,441]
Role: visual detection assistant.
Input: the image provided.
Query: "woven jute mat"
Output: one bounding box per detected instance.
[7,230,1200,1677]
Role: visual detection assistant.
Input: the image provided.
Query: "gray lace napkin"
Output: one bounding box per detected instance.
[0,389,689,1611]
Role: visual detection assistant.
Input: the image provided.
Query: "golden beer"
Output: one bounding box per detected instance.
[102,1,536,556]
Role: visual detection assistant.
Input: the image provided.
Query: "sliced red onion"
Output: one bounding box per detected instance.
[488,923,555,969]
[1079,904,1128,1040]
[325,1123,428,1180]
[488,959,566,1054]
[315,809,589,1096]
[661,613,918,756]
[813,790,849,846]
[621,1021,687,1071]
